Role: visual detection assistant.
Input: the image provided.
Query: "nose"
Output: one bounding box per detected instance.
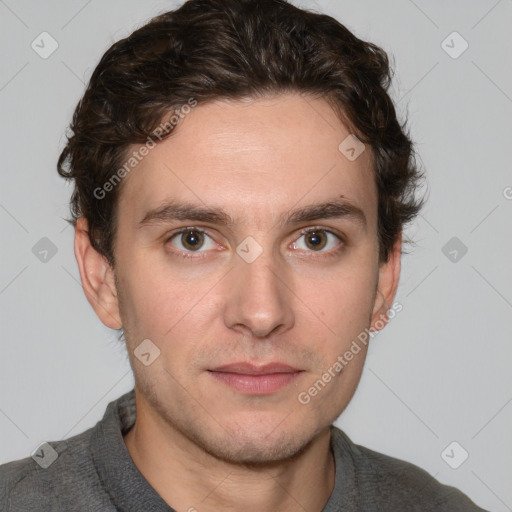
[222,249,295,339]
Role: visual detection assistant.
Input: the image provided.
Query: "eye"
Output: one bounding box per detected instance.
[165,227,343,259]
[291,228,342,253]
[167,229,217,253]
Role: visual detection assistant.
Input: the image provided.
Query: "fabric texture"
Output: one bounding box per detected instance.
[0,389,489,511]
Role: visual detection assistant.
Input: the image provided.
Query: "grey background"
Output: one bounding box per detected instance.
[0,1,511,510]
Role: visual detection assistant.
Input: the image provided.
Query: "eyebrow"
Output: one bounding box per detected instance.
[137,198,367,231]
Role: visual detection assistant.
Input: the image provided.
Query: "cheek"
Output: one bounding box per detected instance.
[115,261,180,342]
[301,264,377,342]
[117,260,221,363]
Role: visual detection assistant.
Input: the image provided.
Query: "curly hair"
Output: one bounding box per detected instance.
[58,0,424,266]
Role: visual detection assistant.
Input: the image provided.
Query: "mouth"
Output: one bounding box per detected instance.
[207,362,304,395]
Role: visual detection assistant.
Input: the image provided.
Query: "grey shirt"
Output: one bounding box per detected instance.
[1,389,489,511]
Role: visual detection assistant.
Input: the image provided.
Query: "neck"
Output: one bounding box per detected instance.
[123,391,336,512]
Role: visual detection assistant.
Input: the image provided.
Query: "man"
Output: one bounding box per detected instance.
[0,0,489,510]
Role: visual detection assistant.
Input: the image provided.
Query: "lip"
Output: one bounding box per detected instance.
[208,362,304,395]
[210,362,301,375]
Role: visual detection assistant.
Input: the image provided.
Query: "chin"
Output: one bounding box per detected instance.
[187,418,321,466]
[204,433,310,466]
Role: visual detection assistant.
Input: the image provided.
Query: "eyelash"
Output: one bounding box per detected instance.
[165,226,345,260]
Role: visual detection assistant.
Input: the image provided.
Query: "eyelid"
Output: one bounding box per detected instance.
[296,225,344,241]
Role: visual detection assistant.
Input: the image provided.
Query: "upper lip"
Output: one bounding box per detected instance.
[209,362,302,375]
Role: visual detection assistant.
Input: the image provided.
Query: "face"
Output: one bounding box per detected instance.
[79,93,399,465]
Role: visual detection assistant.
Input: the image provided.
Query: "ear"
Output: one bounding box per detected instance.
[74,217,122,330]
[370,233,402,332]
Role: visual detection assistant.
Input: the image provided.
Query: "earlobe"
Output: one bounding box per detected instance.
[370,234,402,332]
[74,217,122,330]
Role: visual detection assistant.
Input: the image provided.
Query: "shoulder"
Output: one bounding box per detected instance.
[0,428,108,511]
[330,426,489,511]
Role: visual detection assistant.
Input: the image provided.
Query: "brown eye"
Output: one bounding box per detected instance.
[304,230,327,251]
[291,228,342,255]
[180,230,205,251]
[166,228,218,259]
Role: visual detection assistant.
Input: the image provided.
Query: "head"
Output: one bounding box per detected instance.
[61,0,423,464]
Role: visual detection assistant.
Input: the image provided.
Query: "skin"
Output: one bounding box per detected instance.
[75,93,401,512]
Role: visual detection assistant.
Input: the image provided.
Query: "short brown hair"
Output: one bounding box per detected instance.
[58,0,424,266]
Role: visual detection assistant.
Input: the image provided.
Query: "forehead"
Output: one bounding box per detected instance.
[117,93,377,230]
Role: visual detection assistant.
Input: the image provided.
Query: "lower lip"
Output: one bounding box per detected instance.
[208,371,302,394]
